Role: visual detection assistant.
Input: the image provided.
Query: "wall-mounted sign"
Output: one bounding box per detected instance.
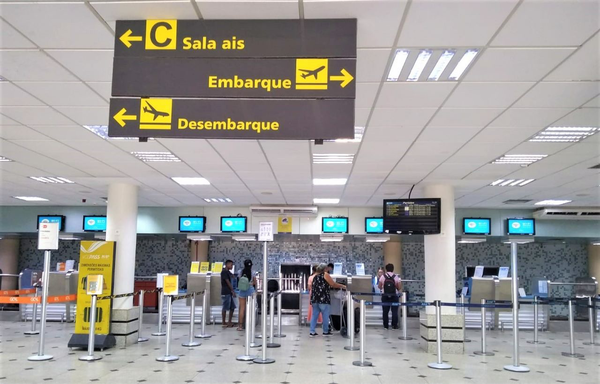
[108,97,354,140]
[277,216,292,234]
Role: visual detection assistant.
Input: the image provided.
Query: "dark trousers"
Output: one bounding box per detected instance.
[382,295,399,328]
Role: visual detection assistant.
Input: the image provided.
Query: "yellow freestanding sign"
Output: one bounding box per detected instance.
[74,241,116,336]
[199,262,210,273]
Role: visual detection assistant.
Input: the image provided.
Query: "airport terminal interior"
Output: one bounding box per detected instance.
[0,1,600,383]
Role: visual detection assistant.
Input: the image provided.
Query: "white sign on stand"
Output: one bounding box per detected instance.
[258,222,274,242]
[38,222,59,250]
[156,273,168,288]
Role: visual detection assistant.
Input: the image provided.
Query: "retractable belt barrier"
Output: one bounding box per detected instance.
[0,288,36,296]
[0,294,76,304]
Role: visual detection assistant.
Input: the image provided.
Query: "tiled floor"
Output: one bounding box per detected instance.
[0,317,598,384]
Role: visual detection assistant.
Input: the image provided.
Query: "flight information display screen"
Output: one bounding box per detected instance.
[221,216,247,233]
[179,216,206,233]
[506,218,535,236]
[322,217,349,233]
[83,216,107,232]
[463,218,491,235]
[365,217,384,233]
[383,199,441,235]
[37,215,65,231]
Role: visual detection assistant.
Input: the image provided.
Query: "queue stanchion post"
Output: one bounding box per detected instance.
[562,299,584,358]
[79,294,102,361]
[249,291,261,348]
[28,250,53,361]
[267,293,280,348]
[474,299,494,356]
[276,276,286,338]
[195,275,212,339]
[137,290,149,342]
[152,289,166,336]
[24,288,40,335]
[352,298,372,367]
[460,294,470,343]
[428,300,452,370]
[398,292,413,341]
[583,296,599,346]
[156,295,179,362]
[237,294,258,361]
[254,239,275,364]
[527,296,544,345]
[344,290,359,351]
[182,292,201,347]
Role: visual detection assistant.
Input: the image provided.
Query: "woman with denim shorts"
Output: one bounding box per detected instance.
[237,259,256,331]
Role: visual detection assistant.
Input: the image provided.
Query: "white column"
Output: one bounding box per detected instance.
[106,183,138,309]
[424,184,456,314]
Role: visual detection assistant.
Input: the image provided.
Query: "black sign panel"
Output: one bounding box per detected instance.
[114,19,357,58]
[108,98,354,140]
[383,199,442,235]
[112,57,355,99]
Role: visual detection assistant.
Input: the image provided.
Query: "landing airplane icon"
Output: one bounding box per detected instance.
[143,101,170,120]
[299,66,326,80]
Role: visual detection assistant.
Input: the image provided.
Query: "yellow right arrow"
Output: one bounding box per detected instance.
[330,69,354,88]
[113,108,137,127]
[119,29,143,48]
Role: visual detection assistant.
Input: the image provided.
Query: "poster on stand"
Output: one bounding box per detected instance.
[200,262,210,273]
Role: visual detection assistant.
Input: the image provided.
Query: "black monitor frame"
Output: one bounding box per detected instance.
[506,218,536,236]
[321,217,349,234]
[462,217,491,236]
[36,215,66,232]
[178,216,207,233]
[383,198,441,235]
[364,217,384,234]
[220,216,248,233]
[82,215,107,232]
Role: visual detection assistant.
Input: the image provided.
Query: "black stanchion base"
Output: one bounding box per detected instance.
[398,336,414,341]
[428,362,452,370]
[137,337,149,343]
[474,351,495,356]
[67,333,116,350]
[561,352,584,358]
[151,332,166,336]
[464,339,472,343]
[249,342,261,348]
[582,342,599,346]
[236,354,258,361]
[194,334,212,339]
[344,346,360,351]
[275,334,287,338]
[24,331,40,335]
[504,365,530,373]
[353,360,373,367]
[182,341,201,347]
[266,343,281,348]
[156,355,179,362]
[253,357,275,364]
[526,340,545,345]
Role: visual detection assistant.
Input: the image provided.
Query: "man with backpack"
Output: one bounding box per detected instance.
[378,263,402,330]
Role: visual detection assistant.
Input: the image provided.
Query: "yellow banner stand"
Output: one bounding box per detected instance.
[68,241,116,349]
[190,261,200,273]
[211,262,223,273]
[200,262,210,273]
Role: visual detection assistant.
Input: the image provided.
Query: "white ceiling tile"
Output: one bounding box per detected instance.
[0,51,78,82]
[86,82,112,100]
[444,82,533,108]
[0,106,73,125]
[469,126,542,144]
[464,48,576,82]
[551,108,600,127]
[398,0,518,47]
[356,83,379,108]
[17,82,107,106]
[28,125,101,142]
[0,82,44,106]
[428,108,503,127]
[368,108,437,127]
[0,18,36,49]
[489,108,574,128]
[46,50,114,82]
[418,126,481,142]
[54,106,109,126]
[545,33,600,81]
[0,125,47,141]
[355,108,371,127]
[357,49,391,82]
[91,0,198,21]
[363,125,422,143]
[583,95,600,108]
[492,0,600,47]
[304,0,408,48]
[376,83,456,108]
[514,82,600,108]
[508,141,573,156]
[0,3,113,49]
[0,113,20,126]
[197,0,298,19]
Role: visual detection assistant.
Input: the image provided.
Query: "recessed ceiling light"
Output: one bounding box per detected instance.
[448,49,478,80]
[326,126,364,143]
[171,177,210,186]
[491,154,547,165]
[312,154,354,164]
[313,178,347,186]
[13,196,49,202]
[490,179,535,187]
[29,176,75,184]
[387,49,410,81]
[407,50,432,81]
[0,156,13,162]
[313,198,340,204]
[84,125,152,141]
[428,50,455,81]
[535,200,572,206]
[203,197,232,203]
[530,126,598,143]
[0,76,7,81]
[132,151,181,162]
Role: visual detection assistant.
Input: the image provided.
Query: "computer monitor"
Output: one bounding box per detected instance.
[506,218,535,236]
[365,217,384,233]
[322,217,349,233]
[179,216,206,233]
[37,215,66,231]
[83,215,107,232]
[463,218,491,235]
[221,216,247,233]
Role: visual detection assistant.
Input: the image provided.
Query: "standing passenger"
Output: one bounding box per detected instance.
[378,263,401,330]
[310,263,346,337]
[237,259,255,331]
[221,260,236,328]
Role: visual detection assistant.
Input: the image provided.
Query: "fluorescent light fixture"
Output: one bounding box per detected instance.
[530,126,598,143]
[313,178,347,186]
[365,235,390,243]
[534,200,572,206]
[407,50,432,81]
[233,234,257,242]
[490,179,535,187]
[13,196,49,202]
[387,49,410,81]
[83,125,145,140]
[313,198,340,204]
[428,50,455,81]
[591,242,600,246]
[320,234,344,242]
[327,126,364,143]
[132,151,181,162]
[0,156,13,162]
[203,197,232,203]
[312,154,354,164]
[0,76,7,81]
[29,176,75,184]
[187,235,212,241]
[172,177,210,186]
[492,154,547,165]
[448,49,478,80]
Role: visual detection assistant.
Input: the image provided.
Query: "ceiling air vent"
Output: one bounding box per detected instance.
[250,205,318,217]
[581,212,600,216]
[546,211,578,216]
[534,208,600,220]
[502,199,532,205]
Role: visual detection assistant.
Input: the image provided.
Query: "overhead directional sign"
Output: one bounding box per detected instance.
[114,19,356,58]
[108,98,354,140]
[112,57,355,98]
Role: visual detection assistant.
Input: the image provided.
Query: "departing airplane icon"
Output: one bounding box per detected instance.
[299,66,326,79]
[143,101,170,120]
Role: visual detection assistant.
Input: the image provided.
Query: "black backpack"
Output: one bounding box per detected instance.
[383,273,396,296]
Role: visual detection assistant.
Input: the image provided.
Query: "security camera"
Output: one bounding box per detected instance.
[82,199,87,203]
[314,139,324,145]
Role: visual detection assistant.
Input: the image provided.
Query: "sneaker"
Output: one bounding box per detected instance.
[322,331,333,336]
[309,332,318,337]
[383,327,389,330]
[392,326,399,330]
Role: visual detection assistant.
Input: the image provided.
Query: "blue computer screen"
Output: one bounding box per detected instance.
[507,218,535,236]
[37,216,65,231]
[179,216,206,232]
[322,217,348,233]
[463,218,491,235]
[221,217,247,232]
[83,216,107,232]
[365,218,384,233]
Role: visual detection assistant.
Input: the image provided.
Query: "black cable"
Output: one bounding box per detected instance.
[408,184,415,199]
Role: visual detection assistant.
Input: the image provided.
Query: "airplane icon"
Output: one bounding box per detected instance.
[143,101,170,120]
[299,66,326,79]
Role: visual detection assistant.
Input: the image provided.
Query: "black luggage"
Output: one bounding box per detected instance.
[340,304,360,336]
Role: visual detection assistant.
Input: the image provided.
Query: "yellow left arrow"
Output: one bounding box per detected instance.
[330,69,354,88]
[119,29,143,48]
[113,108,137,127]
